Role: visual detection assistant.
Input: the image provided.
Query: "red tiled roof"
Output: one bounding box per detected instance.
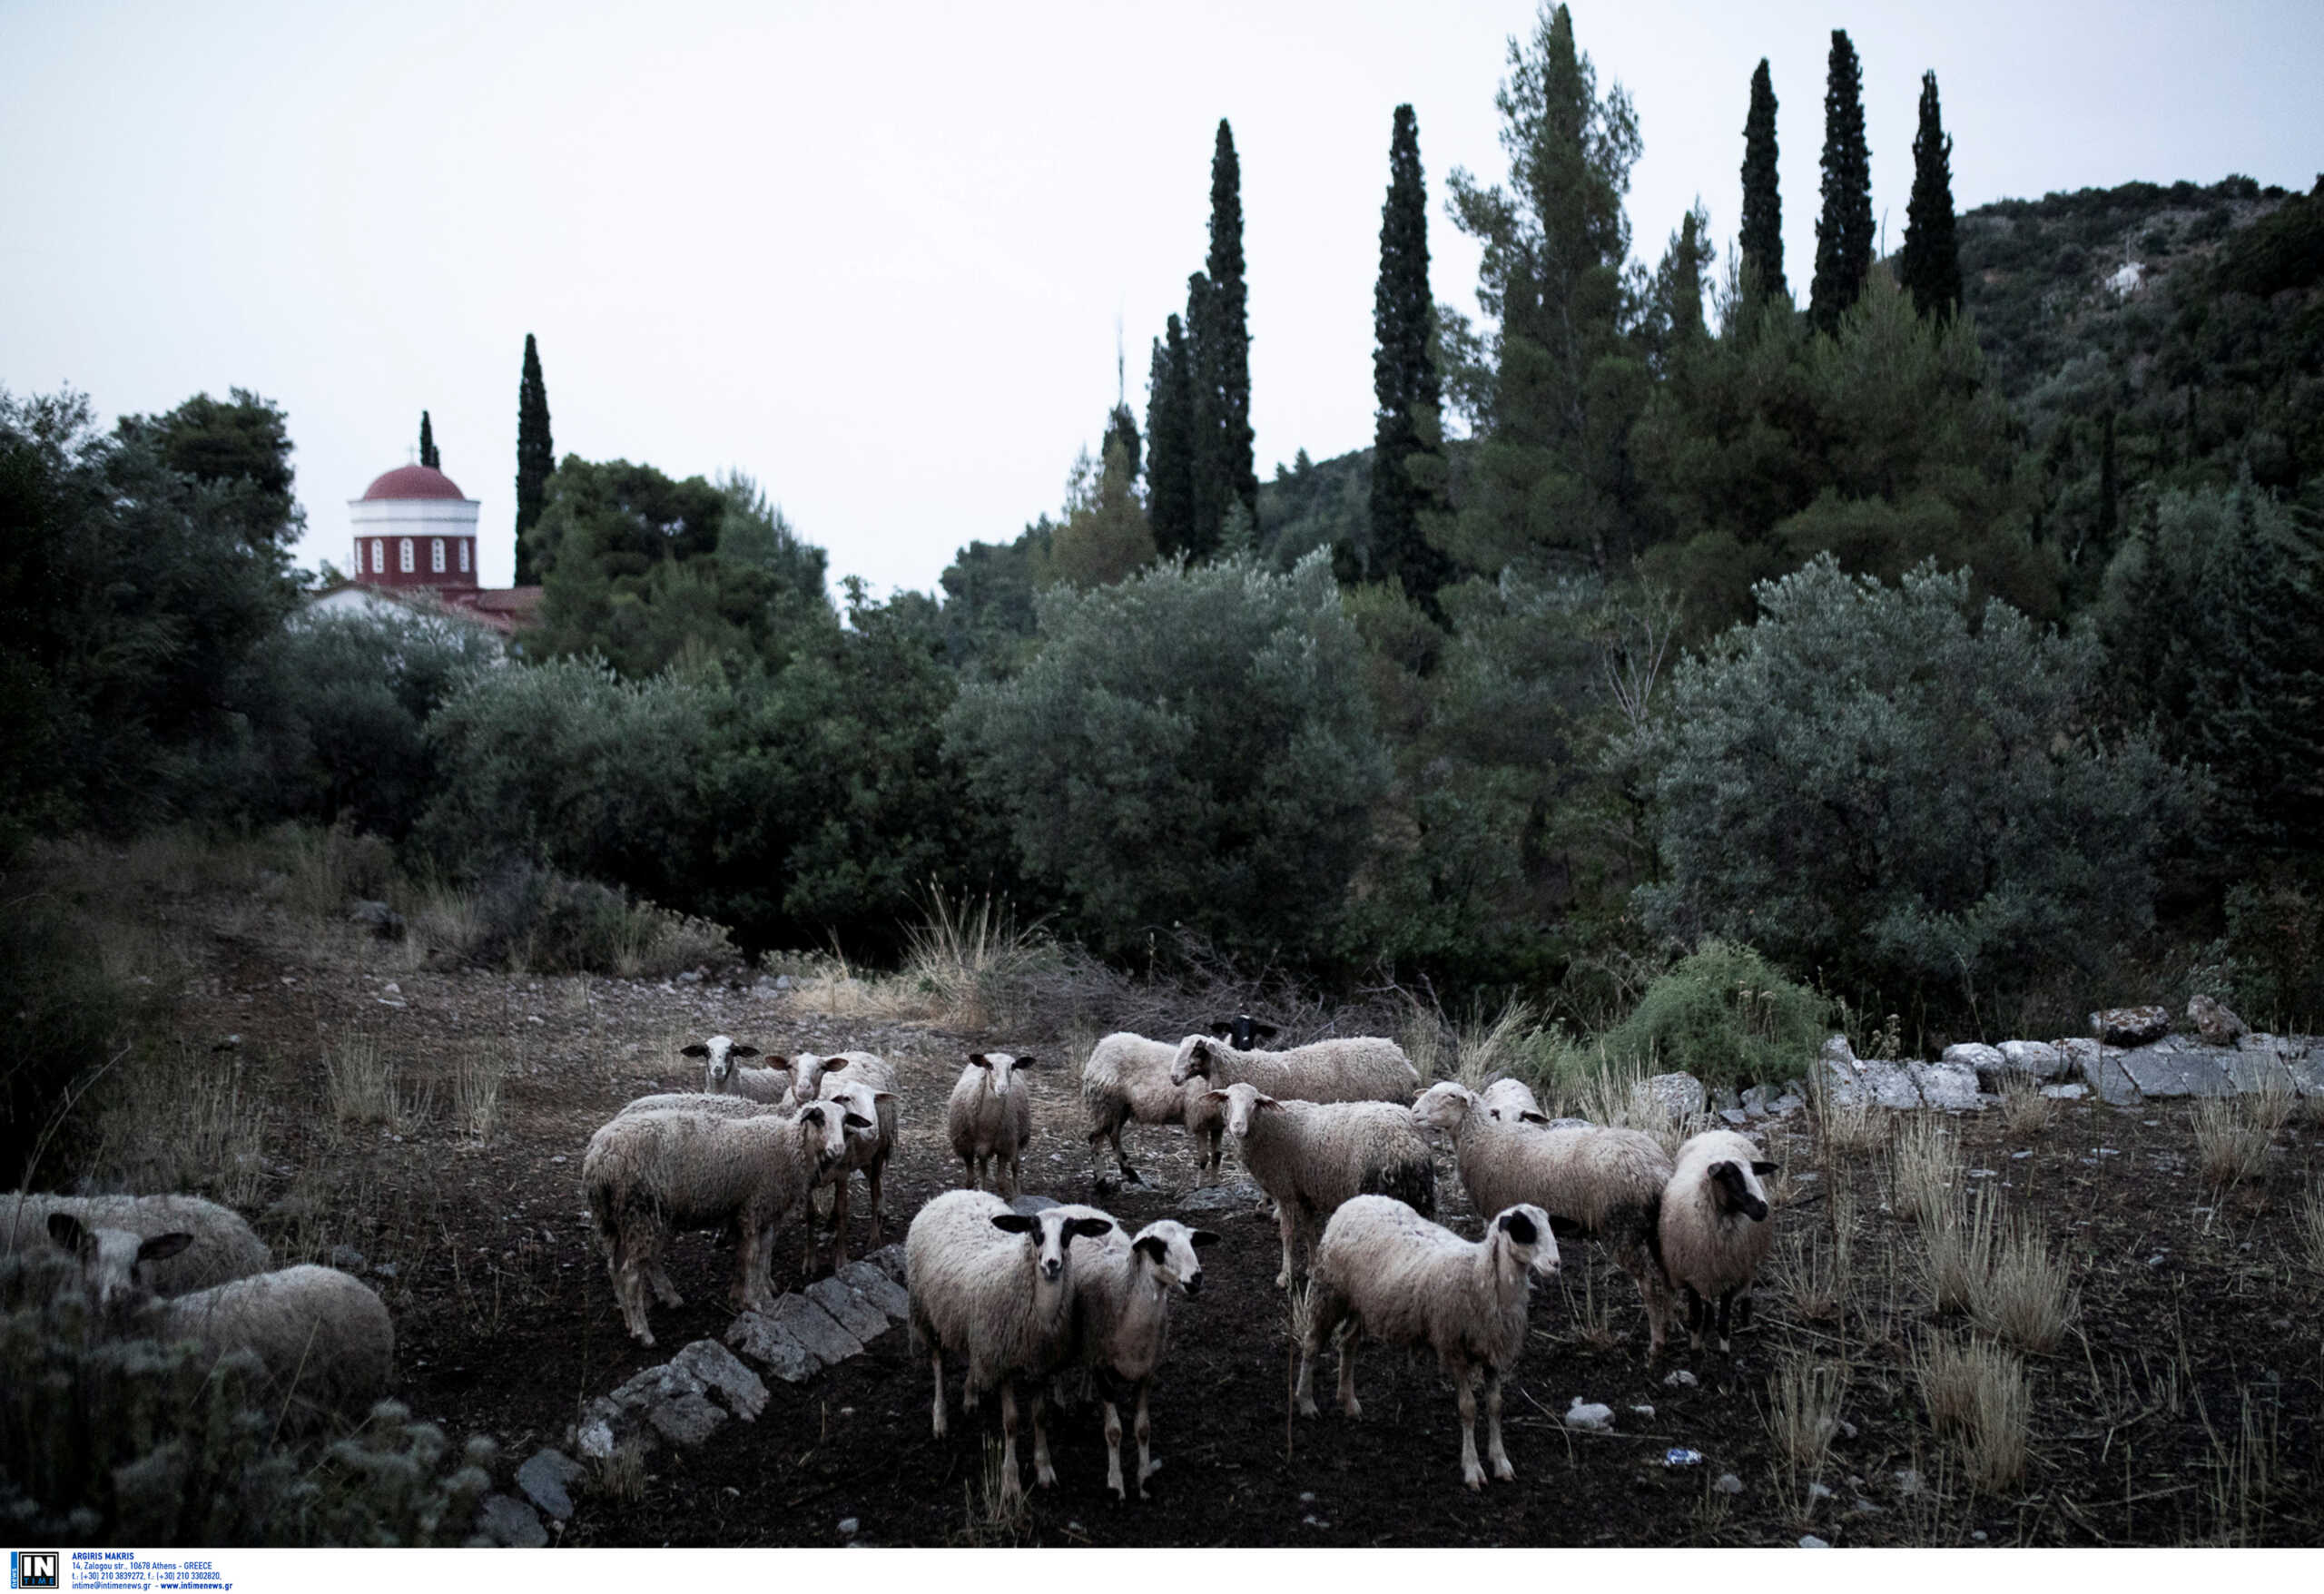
[360,464,468,500]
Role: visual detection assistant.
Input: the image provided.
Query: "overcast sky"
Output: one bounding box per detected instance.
[5,1,2319,596]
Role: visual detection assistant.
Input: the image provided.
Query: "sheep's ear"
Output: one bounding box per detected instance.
[1067,1216,1116,1242]
[140,1233,194,1264]
[1499,1210,1541,1245]
[990,1214,1038,1235]
[731,1042,761,1059]
[47,1213,90,1255]
[1520,1110,1551,1125]
[1207,1020,1235,1038]
[872,1090,895,1103]
[1252,1020,1280,1039]
[1133,1234,1168,1264]
[797,1105,825,1126]
[1753,1160,1778,1176]
[764,1055,791,1070]
[1202,1089,1230,1104]
[1189,1229,1221,1248]
[843,1111,874,1131]
[969,1053,991,1069]
[681,1043,710,1058]
[824,1057,851,1072]
[1255,1095,1285,1112]
[1013,1055,1037,1068]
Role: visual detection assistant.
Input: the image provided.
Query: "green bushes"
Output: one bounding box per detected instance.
[1600,940,1830,1092]
[463,861,735,978]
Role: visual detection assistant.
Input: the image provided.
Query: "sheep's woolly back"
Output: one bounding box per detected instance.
[1174,1035,1418,1104]
[1236,1099,1436,1218]
[1309,1196,1539,1374]
[718,1066,793,1104]
[946,1060,1031,1162]
[904,1191,1088,1387]
[146,1264,393,1417]
[1659,1130,1775,1300]
[583,1108,819,1241]
[617,1093,784,1119]
[2,1192,268,1296]
[1452,1111,1670,1235]
[1080,1033,1206,1133]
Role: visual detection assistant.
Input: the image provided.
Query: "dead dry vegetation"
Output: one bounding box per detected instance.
[7,832,2322,1547]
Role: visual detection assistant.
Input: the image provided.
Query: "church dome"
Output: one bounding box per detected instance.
[361,463,468,501]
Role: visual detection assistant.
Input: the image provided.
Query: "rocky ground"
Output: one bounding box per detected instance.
[53,878,2324,1547]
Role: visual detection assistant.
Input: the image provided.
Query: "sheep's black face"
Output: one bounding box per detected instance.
[1709,1161,1769,1222]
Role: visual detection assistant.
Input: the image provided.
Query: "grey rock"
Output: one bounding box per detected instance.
[372,1261,399,1279]
[1663,1369,1699,1389]
[1720,1107,1749,1126]
[835,1259,911,1322]
[1007,1195,1059,1215]
[1177,1179,1266,1214]
[1807,1481,1835,1502]
[1821,1034,1859,1068]
[725,1310,822,1383]
[1639,1073,1707,1122]
[1564,1400,1614,1432]
[2189,993,2247,1046]
[2042,1081,2091,1101]
[806,1275,893,1343]
[476,1492,547,1549]
[1856,1059,1924,1110]
[1908,1061,1982,1112]
[1739,1085,1776,1117]
[860,1243,908,1284]
[2076,1047,2142,1107]
[328,1245,367,1272]
[838,1518,859,1538]
[1714,1472,1743,1495]
[766,1292,864,1366]
[1798,1535,1830,1549]
[517,1448,585,1521]
[668,1338,768,1421]
[1943,1042,2004,1084]
[2120,1043,2234,1098]
[573,1419,615,1461]
[2280,1044,2324,1098]
[646,1390,726,1448]
[1997,1039,2069,1079]
[2092,1006,2171,1047]
[2217,1049,2292,1097]
[1712,1087,1742,1114]
[1894,1469,1924,1497]
[774,974,794,990]
[1767,1094,1803,1117]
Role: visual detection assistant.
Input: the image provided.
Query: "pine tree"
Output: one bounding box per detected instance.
[1145,314,1196,558]
[1899,70,1963,320]
[1739,59,1787,302]
[514,332,555,585]
[418,410,438,469]
[1809,29,1874,336]
[1370,103,1452,612]
[1189,120,1256,557]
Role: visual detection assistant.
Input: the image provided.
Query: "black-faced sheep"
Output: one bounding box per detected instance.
[1295,1196,1560,1489]
[947,1051,1036,1197]
[1057,1213,1219,1500]
[1659,1128,1777,1353]
[3,1191,268,1296]
[1203,1081,1436,1288]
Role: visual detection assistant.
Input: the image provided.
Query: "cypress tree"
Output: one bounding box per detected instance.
[1184,271,1220,558]
[418,410,438,469]
[1145,314,1196,558]
[1739,59,1787,302]
[1899,70,1963,319]
[1809,29,1874,335]
[1106,402,1141,484]
[1370,103,1452,611]
[515,332,555,585]
[1191,120,1255,556]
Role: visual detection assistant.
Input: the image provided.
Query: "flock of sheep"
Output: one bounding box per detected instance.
[578,1023,1783,1502]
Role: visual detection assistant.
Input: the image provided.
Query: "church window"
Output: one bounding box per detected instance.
[399,538,414,572]
[458,539,470,574]
[430,537,445,573]
[371,539,385,573]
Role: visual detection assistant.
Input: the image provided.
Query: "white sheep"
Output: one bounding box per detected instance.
[2,1191,268,1296]
[904,1190,1118,1510]
[1295,1196,1560,1490]
[684,1034,792,1103]
[1203,1081,1437,1288]
[1479,1077,1544,1123]
[946,1051,1037,1197]
[784,1050,890,1107]
[1412,1081,1677,1358]
[1078,1032,1217,1186]
[1167,1033,1418,1188]
[1059,1214,1219,1500]
[583,1099,862,1345]
[615,1092,783,1118]
[1658,1128,1778,1353]
[48,1214,391,1420]
[812,1077,896,1271]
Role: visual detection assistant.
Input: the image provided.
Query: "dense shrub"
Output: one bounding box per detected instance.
[462,861,735,977]
[945,553,1391,961]
[0,891,120,1184]
[1598,940,1830,1091]
[1631,557,2193,1031]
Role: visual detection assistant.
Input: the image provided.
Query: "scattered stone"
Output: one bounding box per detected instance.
[1177,1180,1266,1215]
[1638,1073,1707,1123]
[573,1418,615,1461]
[1997,1040,2069,1080]
[860,1244,908,1285]
[1714,1472,1743,1495]
[1663,1369,1699,1389]
[1798,1535,1830,1549]
[2119,1042,2233,1099]
[1851,1498,1881,1516]
[476,1492,547,1548]
[834,1259,911,1323]
[1739,1085,1776,1117]
[2217,1049,2292,1097]
[517,1448,586,1521]
[806,1275,893,1344]
[1807,1481,1835,1502]
[1837,1419,1857,1440]
[372,1261,399,1279]
[328,1245,367,1272]
[764,1293,863,1366]
[2189,994,2247,1046]
[2093,1006,2171,1047]
[838,1517,859,1539]
[677,969,703,985]
[1564,1400,1614,1432]
[1630,1404,1656,1420]
[1855,1060,1924,1110]
[2282,1045,2324,1098]
[1720,1107,1748,1126]
[1908,1060,1982,1112]
[1944,1042,2005,1084]
[1008,1194,1059,1216]
[1711,1086,1742,1114]
[668,1339,768,1422]
[1895,1469,1924,1497]
[1767,1094,1803,1117]
[1971,1530,1987,1542]
[2043,1082,2091,1101]
[349,900,406,940]
[726,1310,822,1383]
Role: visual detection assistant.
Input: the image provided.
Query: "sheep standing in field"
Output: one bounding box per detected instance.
[812,1077,896,1271]
[1169,1034,1420,1183]
[616,1092,783,1118]
[1059,1215,1219,1500]
[49,1215,391,1419]
[1296,1196,1560,1490]
[3,1191,268,1295]
[947,1051,1037,1197]
[905,1190,1118,1509]
[584,1099,862,1346]
[1080,1032,1217,1187]
[685,1035,792,1103]
[1413,1081,1677,1358]
[1204,1081,1436,1288]
[1659,1128,1777,1353]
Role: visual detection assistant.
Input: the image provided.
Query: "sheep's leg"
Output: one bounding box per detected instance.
[1102,1398,1126,1500]
[1716,1286,1737,1353]
[1004,1151,1023,1202]
[828,1176,853,1272]
[1204,1124,1225,1186]
[1274,1206,1297,1290]
[1133,1380,1156,1497]
[999,1382,1025,1510]
[929,1347,948,1438]
[1684,1286,1708,1350]
[864,1159,885,1244]
[1109,1117,1141,1186]
[1335,1323,1364,1420]
[735,1219,777,1314]
[1484,1367,1513,1481]
[1030,1382,1057,1488]
[1455,1361,1484,1490]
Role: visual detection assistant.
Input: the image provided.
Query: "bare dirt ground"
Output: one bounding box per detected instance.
[69,878,2324,1547]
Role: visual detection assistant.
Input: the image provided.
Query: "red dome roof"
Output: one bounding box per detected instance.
[361,464,467,500]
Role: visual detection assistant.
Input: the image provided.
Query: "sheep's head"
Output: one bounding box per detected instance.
[1706,1159,1777,1223]
[1479,1078,1544,1123]
[1487,1204,1561,1281]
[991,1208,1117,1283]
[1412,1080,1479,1133]
[1168,1036,1218,1087]
[968,1052,1035,1097]
[1204,1081,1280,1138]
[683,1035,762,1089]
[1206,1014,1279,1050]
[47,1214,190,1314]
[825,1081,891,1143]
[793,1101,866,1175]
[1130,1219,1220,1298]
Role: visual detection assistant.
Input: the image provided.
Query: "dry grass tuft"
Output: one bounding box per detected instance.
[322,1029,429,1133]
[894,886,1051,1031]
[453,1038,512,1141]
[1767,1354,1848,1471]
[89,1043,270,1208]
[1997,1071,2056,1139]
[1777,1183,1853,1323]
[1449,999,1542,1094]
[2198,1390,2279,1545]
[1558,1256,1621,1352]
[1890,1117,1961,1224]
[1974,1215,2078,1353]
[2299,1190,2324,1282]
[595,1439,648,1504]
[2191,1077,2290,1188]
[1921,1186,1997,1314]
[1809,1068,1888,1160]
[958,1434,1029,1544]
[1917,1333,2028,1492]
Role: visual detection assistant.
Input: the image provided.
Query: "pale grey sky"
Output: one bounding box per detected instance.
[4,1,2319,596]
